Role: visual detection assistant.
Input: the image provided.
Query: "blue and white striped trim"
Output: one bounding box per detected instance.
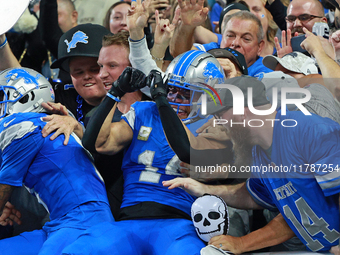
[246,179,278,211]
[106,93,121,102]
[316,171,340,192]
[173,50,206,76]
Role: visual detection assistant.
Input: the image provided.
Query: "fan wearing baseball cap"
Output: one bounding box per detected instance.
[164,75,340,254]
[262,51,340,123]
[50,23,111,109]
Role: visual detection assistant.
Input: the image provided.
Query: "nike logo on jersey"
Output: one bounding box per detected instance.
[3,118,15,127]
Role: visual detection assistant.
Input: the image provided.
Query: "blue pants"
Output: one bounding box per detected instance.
[0,202,113,255]
[62,218,205,255]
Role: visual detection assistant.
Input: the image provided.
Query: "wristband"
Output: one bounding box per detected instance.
[151,54,164,62]
[106,93,121,102]
[0,37,8,49]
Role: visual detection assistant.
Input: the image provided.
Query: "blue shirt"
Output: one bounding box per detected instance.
[247,110,340,252]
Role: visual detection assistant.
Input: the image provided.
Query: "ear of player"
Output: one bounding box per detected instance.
[148,70,168,100]
[108,67,147,101]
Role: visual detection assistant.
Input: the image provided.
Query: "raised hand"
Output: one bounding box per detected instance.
[177,0,209,28]
[331,30,340,52]
[153,8,180,48]
[127,0,152,40]
[274,29,294,58]
[147,0,170,15]
[301,28,329,58]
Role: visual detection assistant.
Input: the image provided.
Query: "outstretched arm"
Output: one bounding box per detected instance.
[38,0,64,58]
[301,28,340,101]
[169,0,209,57]
[163,177,261,210]
[128,0,179,73]
[0,34,21,71]
[82,67,146,154]
[209,213,295,254]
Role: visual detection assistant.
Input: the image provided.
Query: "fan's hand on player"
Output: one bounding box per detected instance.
[162,177,208,197]
[42,102,69,116]
[0,202,21,226]
[42,114,82,145]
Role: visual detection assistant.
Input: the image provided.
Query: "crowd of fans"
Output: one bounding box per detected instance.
[0,0,339,254]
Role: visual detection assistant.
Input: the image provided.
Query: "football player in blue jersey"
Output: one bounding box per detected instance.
[163,75,340,254]
[61,50,229,255]
[0,67,113,255]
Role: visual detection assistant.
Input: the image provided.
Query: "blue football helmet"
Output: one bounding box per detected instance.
[165,50,226,123]
[0,67,55,118]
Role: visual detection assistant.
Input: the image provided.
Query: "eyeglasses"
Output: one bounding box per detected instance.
[285,14,323,23]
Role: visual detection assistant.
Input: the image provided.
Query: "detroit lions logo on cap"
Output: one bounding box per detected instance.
[64,31,89,53]
[5,69,42,86]
[202,61,224,83]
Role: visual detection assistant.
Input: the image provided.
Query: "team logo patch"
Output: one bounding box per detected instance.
[202,61,224,83]
[137,126,152,141]
[64,31,89,53]
[5,69,41,86]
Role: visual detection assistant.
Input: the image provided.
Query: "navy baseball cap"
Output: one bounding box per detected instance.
[51,23,111,72]
[208,48,248,75]
[206,75,270,115]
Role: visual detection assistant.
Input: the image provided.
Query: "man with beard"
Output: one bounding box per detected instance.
[286,0,327,36]
[275,0,332,58]
[163,75,340,254]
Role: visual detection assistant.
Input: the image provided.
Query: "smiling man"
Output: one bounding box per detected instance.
[286,0,327,36]
[50,23,111,123]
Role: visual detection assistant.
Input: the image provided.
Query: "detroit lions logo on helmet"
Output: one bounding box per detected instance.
[5,69,42,86]
[202,62,224,83]
[64,31,89,53]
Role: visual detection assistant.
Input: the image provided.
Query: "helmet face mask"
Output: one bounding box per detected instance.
[0,68,55,119]
[165,50,226,123]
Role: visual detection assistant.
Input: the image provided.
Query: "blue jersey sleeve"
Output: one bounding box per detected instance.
[300,121,340,197]
[121,106,136,131]
[246,178,278,211]
[0,125,43,187]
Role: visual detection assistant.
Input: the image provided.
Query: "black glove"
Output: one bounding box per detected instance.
[148,70,168,100]
[108,67,147,98]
